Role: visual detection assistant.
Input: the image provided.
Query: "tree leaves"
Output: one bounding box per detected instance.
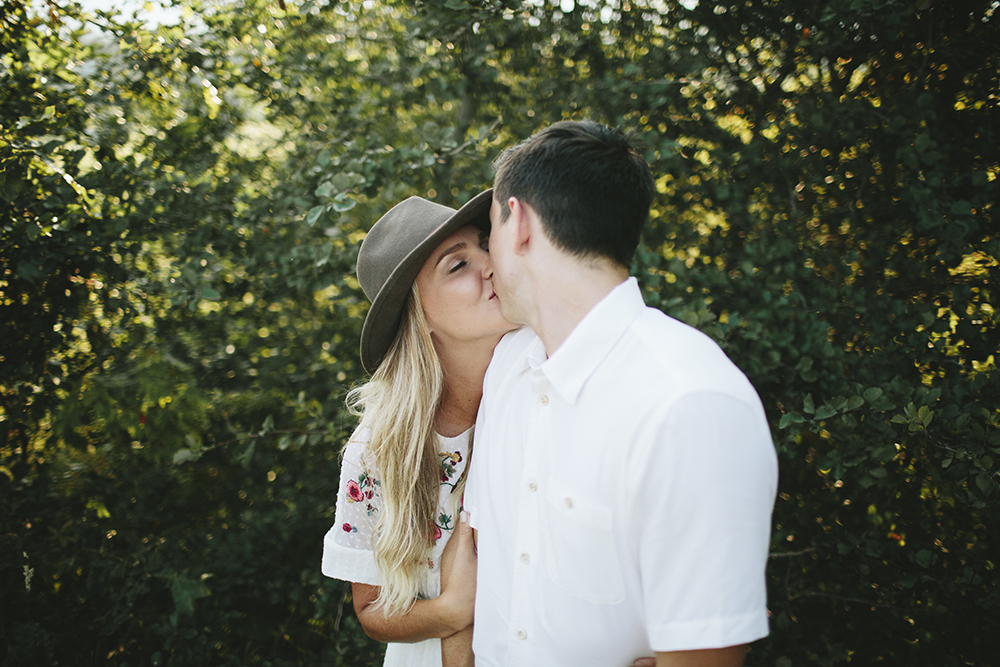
[3,0,997,665]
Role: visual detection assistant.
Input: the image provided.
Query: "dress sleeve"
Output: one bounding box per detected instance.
[321,425,384,586]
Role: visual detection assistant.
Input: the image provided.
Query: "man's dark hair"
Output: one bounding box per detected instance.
[491,120,655,268]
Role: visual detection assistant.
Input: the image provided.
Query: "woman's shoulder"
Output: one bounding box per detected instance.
[341,423,377,473]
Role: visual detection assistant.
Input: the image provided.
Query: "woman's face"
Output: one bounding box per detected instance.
[415,225,513,348]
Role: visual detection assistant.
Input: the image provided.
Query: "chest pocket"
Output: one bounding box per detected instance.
[542,481,625,605]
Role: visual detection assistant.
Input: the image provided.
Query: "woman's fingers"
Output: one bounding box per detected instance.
[439,511,477,630]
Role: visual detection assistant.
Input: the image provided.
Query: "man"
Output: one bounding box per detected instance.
[463,121,778,666]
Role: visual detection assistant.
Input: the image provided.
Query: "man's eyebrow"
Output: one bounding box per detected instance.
[434,241,467,267]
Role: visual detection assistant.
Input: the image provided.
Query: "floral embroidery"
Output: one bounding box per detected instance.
[439,450,462,484]
[344,469,381,517]
[342,523,357,533]
[431,450,467,541]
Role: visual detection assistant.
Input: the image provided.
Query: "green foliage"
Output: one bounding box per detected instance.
[2,0,997,664]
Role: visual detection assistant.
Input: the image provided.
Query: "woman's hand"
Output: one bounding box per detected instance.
[440,511,476,667]
[439,511,477,630]
[351,513,477,644]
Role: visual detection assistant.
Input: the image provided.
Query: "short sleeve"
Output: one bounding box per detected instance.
[466,326,532,530]
[629,391,778,652]
[321,425,384,586]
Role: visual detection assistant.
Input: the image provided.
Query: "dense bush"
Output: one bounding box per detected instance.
[2,0,997,665]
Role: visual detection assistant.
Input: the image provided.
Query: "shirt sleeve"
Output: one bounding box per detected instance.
[628,391,778,652]
[466,396,485,530]
[466,326,532,531]
[321,425,384,586]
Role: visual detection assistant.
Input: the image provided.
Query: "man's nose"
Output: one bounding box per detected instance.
[480,251,494,280]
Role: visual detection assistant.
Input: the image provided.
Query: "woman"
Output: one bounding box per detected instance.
[322,190,512,666]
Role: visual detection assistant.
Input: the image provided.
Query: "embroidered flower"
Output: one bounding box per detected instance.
[430,522,442,541]
[346,480,364,503]
[342,523,356,533]
[439,450,463,482]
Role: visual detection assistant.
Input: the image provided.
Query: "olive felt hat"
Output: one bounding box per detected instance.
[357,189,493,374]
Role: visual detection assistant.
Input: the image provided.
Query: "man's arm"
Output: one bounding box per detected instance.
[655,645,746,667]
[632,392,776,655]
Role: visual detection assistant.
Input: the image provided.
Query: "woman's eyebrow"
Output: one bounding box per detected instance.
[434,241,467,267]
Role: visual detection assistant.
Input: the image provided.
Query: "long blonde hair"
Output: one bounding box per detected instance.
[346,285,464,616]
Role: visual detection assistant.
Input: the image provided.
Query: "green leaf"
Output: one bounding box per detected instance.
[173,448,201,464]
[305,205,324,226]
[976,472,992,494]
[803,394,815,414]
[949,200,972,216]
[200,288,221,300]
[330,173,355,191]
[915,550,933,568]
[847,396,865,410]
[170,577,210,617]
[918,405,933,427]
[779,412,797,429]
[238,439,256,468]
[332,193,356,212]
[864,387,883,402]
[814,405,837,420]
[315,181,336,199]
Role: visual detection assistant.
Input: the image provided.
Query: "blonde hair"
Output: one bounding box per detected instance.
[346,285,466,616]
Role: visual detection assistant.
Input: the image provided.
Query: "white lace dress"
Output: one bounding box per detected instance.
[322,425,470,667]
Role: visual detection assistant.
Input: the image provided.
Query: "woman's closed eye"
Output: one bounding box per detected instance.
[448,260,468,274]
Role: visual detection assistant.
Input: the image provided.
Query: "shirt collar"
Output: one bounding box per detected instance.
[533,277,645,405]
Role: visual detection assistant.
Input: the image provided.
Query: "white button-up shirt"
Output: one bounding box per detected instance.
[466,278,778,667]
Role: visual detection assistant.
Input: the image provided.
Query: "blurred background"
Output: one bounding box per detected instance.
[2,0,998,664]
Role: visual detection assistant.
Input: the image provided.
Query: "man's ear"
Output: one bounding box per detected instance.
[506,197,533,257]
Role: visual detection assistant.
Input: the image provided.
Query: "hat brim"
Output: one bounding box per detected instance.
[359,189,494,373]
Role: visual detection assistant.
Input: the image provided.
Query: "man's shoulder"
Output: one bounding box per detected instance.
[629,306,726,362]
[486,326,536,378]
[619,306,756,399]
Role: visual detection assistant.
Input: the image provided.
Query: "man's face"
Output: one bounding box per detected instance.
[487,196,523,324]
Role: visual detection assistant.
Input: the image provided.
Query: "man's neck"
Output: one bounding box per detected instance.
[529,259,629,357]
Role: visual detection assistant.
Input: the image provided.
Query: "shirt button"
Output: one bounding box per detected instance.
[564,497,573,508]
[516,629,527,640]
[527,481,537,492]
[539,394,549,405]
[520,552,530,563]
